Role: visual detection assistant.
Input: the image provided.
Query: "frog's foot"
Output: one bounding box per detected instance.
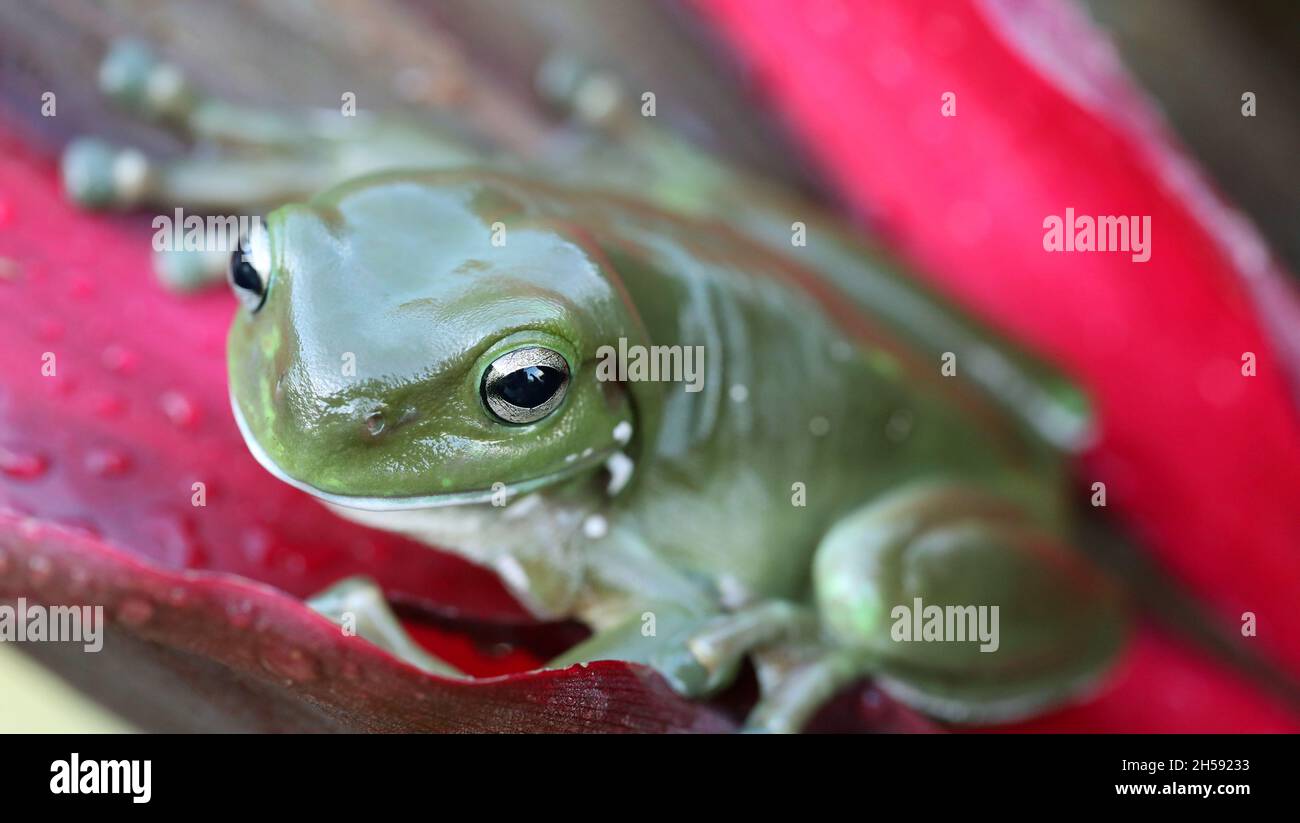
[63,40,348,214]
[306,575,463,679]
[743,646,865,734]
[546,604,719,696]
[810,481,1127,726]
[62,134,333,213]
[547,600,814,699]
[686,600,817,689]
[63,41,347,290]
[535,52,629,130]
[95,39,198,130]
[95,39,341,150]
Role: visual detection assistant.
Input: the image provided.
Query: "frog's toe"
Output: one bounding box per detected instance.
[650,646,714,697]
[98,39,194,120]
[61,138,150,209]
[307,576,463,678]
[545,604,735,698]
[743,650,864,734]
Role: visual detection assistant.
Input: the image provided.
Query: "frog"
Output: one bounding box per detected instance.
[64,40,1127,732]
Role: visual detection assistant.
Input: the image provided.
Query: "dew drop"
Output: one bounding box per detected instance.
[116,597,155,627]
[241,526,273,566]
[100,344,137,374]
[226,598,255,629]
[143,513,200,568]
[17,518,41,540]
[26,554,52,584]
[259,644,320,684]
[349,538,379,564]
[364,411,386,436]
[85,446,131,477]
[68,566,91,592]
[582,514,609,539]
[612,420,633,444]
[90,393,127,419]
[160,390,199,428]
[0,447,48,480]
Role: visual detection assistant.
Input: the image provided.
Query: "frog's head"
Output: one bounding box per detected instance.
[227,172,644,510]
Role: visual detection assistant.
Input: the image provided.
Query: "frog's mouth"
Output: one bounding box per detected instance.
[230,395,615,512]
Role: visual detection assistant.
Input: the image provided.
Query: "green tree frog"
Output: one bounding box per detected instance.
[65,41,1126,732]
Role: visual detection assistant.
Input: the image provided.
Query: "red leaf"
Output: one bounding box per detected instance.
[1001,627,1299,733]
[0,512,736,732]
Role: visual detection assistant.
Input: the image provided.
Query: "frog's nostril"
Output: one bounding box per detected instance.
[361,405,419,438]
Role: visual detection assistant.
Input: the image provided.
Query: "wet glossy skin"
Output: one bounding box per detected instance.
[229,169,1124,728]
[230,178,633,505]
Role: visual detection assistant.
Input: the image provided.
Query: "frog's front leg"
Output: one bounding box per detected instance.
[306,576,463,679]
[548,599,816,698]
[745,481,1127,732]
[547,603,723,696]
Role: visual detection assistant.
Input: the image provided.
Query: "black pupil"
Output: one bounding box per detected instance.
[499,365,563,408]
[230,249,263,295]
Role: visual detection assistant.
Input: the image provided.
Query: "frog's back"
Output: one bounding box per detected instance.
[317,169,1086,590]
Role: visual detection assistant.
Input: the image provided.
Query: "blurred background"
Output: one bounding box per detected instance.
[1,0,1297,273]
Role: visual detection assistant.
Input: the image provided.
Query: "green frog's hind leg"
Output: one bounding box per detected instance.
[744,482,1127,732]
[62,40,351,212]
[807,481,1125,726]
[63,136,337,213]
[60,41,345,291]
[64,40,476,290]
[306,576,463,679]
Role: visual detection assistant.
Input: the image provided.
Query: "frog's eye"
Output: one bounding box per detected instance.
[481,347,570,425]
[227,229,270,313]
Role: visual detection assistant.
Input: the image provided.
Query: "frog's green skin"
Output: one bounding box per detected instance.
[69,41,1126,732]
